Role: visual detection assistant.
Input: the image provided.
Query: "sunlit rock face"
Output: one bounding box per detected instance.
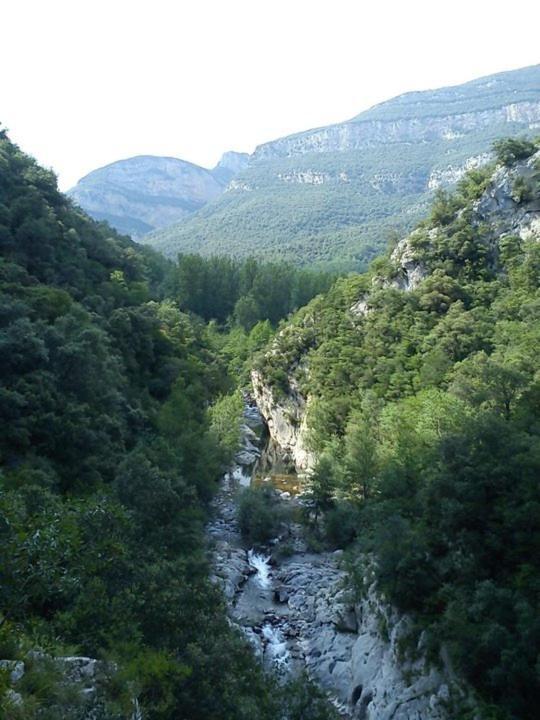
[251,369,314,473]
[147,64,540,268]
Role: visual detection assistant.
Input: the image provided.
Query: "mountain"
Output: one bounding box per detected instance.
[148,64,540,269]
[212,150,251,184]
[67,151,249,238]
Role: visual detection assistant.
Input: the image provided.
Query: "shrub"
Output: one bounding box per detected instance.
[324,502,360,548]
[493,138,537,167]
[237,487,282,544]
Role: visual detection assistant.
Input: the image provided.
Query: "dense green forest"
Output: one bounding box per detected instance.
[2,122,540,720]
[254,138,540,719]
[169,253,335,327]
[0,129,336,719]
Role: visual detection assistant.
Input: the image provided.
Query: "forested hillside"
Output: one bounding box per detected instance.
[148,65,540,270]
[0,130,335,719]
[3,121,540,720]
[253,138,540,719]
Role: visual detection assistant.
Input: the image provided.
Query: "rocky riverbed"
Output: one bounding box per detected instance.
[207,401,464,719]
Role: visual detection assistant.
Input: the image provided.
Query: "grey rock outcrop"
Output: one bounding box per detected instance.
[387,149,540,294]
[251,369,313,473]
[472,150,540,238]
[213,151,250,184]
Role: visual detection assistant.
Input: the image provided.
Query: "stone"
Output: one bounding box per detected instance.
[5,689,23,706]
[251,369,314,472]
[274,587,290,603]
[0,660,25,683]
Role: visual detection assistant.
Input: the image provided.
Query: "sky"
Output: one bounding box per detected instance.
[2,0,539,190]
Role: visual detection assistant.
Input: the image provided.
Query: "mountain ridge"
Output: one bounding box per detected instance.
[67,150,249,238]
[149,64,540,268]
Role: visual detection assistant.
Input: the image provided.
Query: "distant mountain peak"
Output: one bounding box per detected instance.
[67,153,247,238]
[214,151,250,173]
[147,64,540,269]
[212,151,250,185]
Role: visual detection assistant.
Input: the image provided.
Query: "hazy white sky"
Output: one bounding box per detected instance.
[2,0,539,189]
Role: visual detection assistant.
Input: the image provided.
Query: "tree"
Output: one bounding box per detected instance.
[342,411,379,501]
[451,351,528,420]
[234,294,260,331]
[493,137,537,167]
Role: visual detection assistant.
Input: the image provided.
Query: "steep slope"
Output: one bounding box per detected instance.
[0,130,297,720]
[67,151,248,238]
[149,64,540,269]
[251,139,540,718]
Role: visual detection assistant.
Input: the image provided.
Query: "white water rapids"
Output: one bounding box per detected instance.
[247,549,272,588]
[246,549,291,670]
[262,623,290,669]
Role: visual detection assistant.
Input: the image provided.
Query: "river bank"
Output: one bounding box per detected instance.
[207,401,461,720]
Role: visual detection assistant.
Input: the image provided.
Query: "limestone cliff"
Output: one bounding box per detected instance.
[251,369,313,472]
[148,64,540,266]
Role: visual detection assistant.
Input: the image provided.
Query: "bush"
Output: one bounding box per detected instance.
[237,487,282,544]
[324,502,360,548]
[493,138,537,167]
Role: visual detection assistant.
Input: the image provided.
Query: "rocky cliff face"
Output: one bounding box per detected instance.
[68,153,247,238]
[212,151,250,185]
[252,100,540,161]
[148,64,540,267]
[389,148,540,289]
[251,369,313,472]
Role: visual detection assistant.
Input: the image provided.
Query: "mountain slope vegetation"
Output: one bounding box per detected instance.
[149,64,540,269]
[253,138,540,719]
[0,129,335,720]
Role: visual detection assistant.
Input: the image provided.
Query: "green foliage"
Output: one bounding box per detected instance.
[256,148,540,719]
[209,391,244,464]
[237,487,283,544]
[170,253,335,326]
[323,502,360,548]
[304,451,339,519]
[493,137,537,166]
[0,131,308,720]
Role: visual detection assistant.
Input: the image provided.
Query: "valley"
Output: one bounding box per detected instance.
[1,73,539,720]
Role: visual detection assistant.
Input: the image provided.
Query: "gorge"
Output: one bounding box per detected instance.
[209,399,468,720]
[1,99,539,720]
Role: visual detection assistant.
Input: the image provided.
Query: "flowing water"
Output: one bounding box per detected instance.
[208,399,353,716]
[247,549,272,588]
[261,623,290,670]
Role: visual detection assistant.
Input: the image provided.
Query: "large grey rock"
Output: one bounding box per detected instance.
[251,369,314,472]
[0,660,25,683]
